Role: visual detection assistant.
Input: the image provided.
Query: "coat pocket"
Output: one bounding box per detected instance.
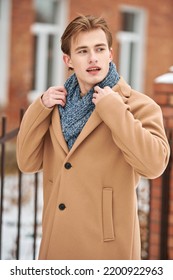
[102,187,115,241]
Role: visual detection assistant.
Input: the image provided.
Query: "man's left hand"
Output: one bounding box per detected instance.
[92,86,122,105]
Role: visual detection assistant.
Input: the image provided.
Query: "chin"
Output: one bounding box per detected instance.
[91,75,104,84]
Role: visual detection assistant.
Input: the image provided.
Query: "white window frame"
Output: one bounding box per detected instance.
[0,0,11,107]
[116,5,147,92]
[28,0,69,102]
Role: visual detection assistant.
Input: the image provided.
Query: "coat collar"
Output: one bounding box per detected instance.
[112,76,131,99]
[51,77,131,156]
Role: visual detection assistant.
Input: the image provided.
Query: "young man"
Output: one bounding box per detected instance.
[17,15,170,260]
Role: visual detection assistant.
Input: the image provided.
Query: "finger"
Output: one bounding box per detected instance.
[92,97,96,104]
[56,99,66,107]
[94,86,101,93]
[52,96,67,105]
[50,91,66,100]
[54,86,67,95]
[104,86,112,94]
[104,86,111,90]
[42,86,67,108]
[45,93,66,105]
[93,92,97,98]
[50,96,66,107]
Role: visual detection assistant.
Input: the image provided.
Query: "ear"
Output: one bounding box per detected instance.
[63,54,73,69]
[109,48,113,62]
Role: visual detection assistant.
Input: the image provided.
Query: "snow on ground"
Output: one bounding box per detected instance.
[1,173,43,260]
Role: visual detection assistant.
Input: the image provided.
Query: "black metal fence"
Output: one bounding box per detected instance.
[0,111,40,260]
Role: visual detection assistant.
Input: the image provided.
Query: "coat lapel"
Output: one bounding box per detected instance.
[51,108,69,154]
[112,76,131,101]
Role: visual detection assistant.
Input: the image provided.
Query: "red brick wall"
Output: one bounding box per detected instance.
[6,0,34,129]
[2,0,173,127]
[149,80,173,259]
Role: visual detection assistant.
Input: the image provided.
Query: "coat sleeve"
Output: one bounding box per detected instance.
[95,92,170,179]
[16,97,53,173]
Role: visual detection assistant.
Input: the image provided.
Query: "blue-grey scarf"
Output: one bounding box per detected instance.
[58,62,120,149]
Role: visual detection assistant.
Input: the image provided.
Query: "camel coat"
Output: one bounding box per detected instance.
[17,77,170,260]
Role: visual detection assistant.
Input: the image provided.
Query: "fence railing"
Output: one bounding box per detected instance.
[0,110,40,260]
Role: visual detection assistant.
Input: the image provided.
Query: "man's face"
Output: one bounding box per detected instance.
[63,28,113,94]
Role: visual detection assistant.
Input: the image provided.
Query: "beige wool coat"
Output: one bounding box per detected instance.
[17,77,170,260]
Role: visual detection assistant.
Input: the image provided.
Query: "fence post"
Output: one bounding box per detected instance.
[33,173,38,260]
[16,109,25,260]
[0,117,6,259]
[149,66,173,259]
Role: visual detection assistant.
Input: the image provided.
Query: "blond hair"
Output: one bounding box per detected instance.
[61,15,113,55]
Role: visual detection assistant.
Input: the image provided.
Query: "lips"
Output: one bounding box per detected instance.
[86,67,101,72]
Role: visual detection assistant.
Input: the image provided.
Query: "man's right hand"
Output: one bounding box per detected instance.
[41,86,67,108]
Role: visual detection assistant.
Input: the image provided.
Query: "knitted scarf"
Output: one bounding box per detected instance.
[58,62,120,149]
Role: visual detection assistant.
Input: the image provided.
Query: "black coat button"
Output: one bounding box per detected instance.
[59,203,66,211]
[64,162,72,169]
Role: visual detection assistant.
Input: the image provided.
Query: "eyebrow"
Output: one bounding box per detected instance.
[74,43,107,52]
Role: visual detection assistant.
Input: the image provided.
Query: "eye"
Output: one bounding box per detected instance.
[96,47,105,52]
[78,49,87,54]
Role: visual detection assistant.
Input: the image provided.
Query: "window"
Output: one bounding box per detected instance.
[116,6,147,91]
[0,0,11,107]
[34,0,58,24]
[28,0,69,102]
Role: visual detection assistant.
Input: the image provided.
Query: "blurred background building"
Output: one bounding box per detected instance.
[0,0,173,128]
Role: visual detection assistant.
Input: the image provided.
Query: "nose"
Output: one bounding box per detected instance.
[89,50,98,64]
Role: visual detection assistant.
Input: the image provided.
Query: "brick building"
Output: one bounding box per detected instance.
[0,0,173,128]
[149,70,173,260]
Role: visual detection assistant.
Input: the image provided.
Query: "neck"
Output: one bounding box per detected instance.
[80,91,87,97]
